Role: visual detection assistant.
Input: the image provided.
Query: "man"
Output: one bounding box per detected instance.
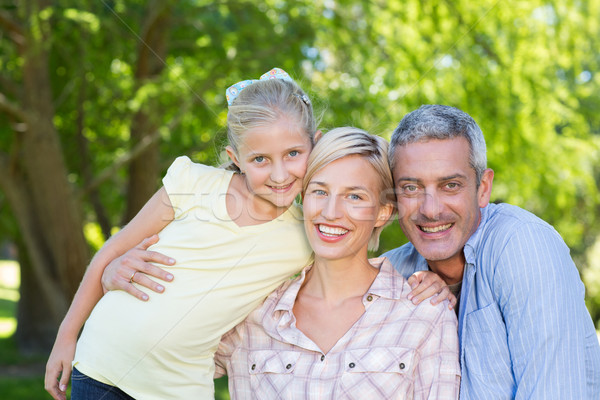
[382,104,600,399]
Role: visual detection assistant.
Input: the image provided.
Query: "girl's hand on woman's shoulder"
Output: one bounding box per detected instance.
[101,235,176,301]
[407,270,457,310]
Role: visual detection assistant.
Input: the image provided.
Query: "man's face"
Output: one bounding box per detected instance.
[392,137,493,276]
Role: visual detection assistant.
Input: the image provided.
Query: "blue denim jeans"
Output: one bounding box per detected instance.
[71,367,135,400]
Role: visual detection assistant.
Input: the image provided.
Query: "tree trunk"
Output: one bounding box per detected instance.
[0,0,91,353]
[123,2,173,223]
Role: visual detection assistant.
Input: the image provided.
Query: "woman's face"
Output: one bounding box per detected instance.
[303,155,392,263]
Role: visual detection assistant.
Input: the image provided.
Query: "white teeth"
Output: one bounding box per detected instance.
[269,183,292,190]
[318,225,348,237]
[421,223,452,233]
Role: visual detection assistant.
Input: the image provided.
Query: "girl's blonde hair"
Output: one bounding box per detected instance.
[224,78,317,171]
[303,127,396,251]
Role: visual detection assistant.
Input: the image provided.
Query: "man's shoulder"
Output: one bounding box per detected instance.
[474,203,570,274]
[381,243,418,262]
[380,243,426,277]
[483,203,553,233]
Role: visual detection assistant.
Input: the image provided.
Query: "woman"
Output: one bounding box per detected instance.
[214,127,460,399]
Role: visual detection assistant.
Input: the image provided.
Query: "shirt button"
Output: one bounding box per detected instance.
[349,362,355,368]
[399,363,405,370]
[286,364,292,369]
[251,364,256,370]
[321,355,325,362]
[366,295,373,302]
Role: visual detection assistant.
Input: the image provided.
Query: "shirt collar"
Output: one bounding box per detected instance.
[274,257,408,315]
[273,265,311,313]
[367,257,409,300]
[463,205,490,265]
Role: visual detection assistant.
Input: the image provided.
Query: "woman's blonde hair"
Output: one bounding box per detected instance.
[303,127,396,251]
[224,78,317,171]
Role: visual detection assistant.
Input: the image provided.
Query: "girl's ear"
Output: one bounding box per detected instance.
[313,130,323,143]
[225,146,241,170]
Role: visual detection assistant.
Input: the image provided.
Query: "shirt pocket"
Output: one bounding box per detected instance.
[248,350,300,398]
[339,347,415,400]
[464,304,513,382]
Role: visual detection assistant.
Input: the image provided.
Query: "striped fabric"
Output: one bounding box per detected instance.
[215,258,460,399]
[384,203,600,399]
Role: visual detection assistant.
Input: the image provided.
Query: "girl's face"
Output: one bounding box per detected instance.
[229,117,313,211]
[303,155,393,263]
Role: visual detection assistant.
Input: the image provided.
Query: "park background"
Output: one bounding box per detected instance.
[1,0,599,398]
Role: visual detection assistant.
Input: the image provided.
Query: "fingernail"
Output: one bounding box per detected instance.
[166,274,174,280]
[412,298,419,305]
[142,294,149,301]
[168,258,175,264]
[157,285,164,292]
[59,384,66,391]
[407,294,413,300]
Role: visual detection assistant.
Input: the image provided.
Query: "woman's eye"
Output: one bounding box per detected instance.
[348,193,362,200]
[314,189,326,196]
[254,156,265,163]
[289,150,299,157]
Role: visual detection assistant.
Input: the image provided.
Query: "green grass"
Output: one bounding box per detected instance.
[0,376,49,399]
[0,260,230,399]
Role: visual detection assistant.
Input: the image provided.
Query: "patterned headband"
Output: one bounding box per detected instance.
[226,67,309,106]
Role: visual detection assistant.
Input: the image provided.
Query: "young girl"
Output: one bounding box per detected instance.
[45,68,318,400]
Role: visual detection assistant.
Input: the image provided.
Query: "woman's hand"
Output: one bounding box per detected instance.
[44,333,77,400]
[101,235,175,301]
[407,271,457,309]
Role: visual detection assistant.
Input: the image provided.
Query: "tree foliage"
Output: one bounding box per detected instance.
[0,0,599,351]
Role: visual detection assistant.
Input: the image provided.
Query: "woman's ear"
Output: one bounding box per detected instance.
[374,203,394,228]
[225,146,241,170]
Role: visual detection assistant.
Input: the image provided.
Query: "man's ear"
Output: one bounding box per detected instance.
[225,146,241,170]
[477,168,494,208]
[313,129,323,144]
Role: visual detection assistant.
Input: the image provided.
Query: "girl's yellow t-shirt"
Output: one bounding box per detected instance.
[74,156,312,399]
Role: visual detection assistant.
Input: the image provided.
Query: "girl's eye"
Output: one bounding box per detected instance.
[348,193,362,200]
[314,189,326,196]
[254,156,265,163]
[289,150,299,157]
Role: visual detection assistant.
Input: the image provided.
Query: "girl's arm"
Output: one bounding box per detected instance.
[44,187,174,400]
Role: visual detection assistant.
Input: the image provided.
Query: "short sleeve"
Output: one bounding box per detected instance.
[162,156,228,219]
[214,323,244,378]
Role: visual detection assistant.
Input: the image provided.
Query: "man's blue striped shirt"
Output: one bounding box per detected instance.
[383,203,600,399]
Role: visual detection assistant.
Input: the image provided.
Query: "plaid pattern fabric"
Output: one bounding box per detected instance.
[215,258,460,399]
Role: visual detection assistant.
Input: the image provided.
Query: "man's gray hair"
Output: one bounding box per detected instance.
[389,105,487,184]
